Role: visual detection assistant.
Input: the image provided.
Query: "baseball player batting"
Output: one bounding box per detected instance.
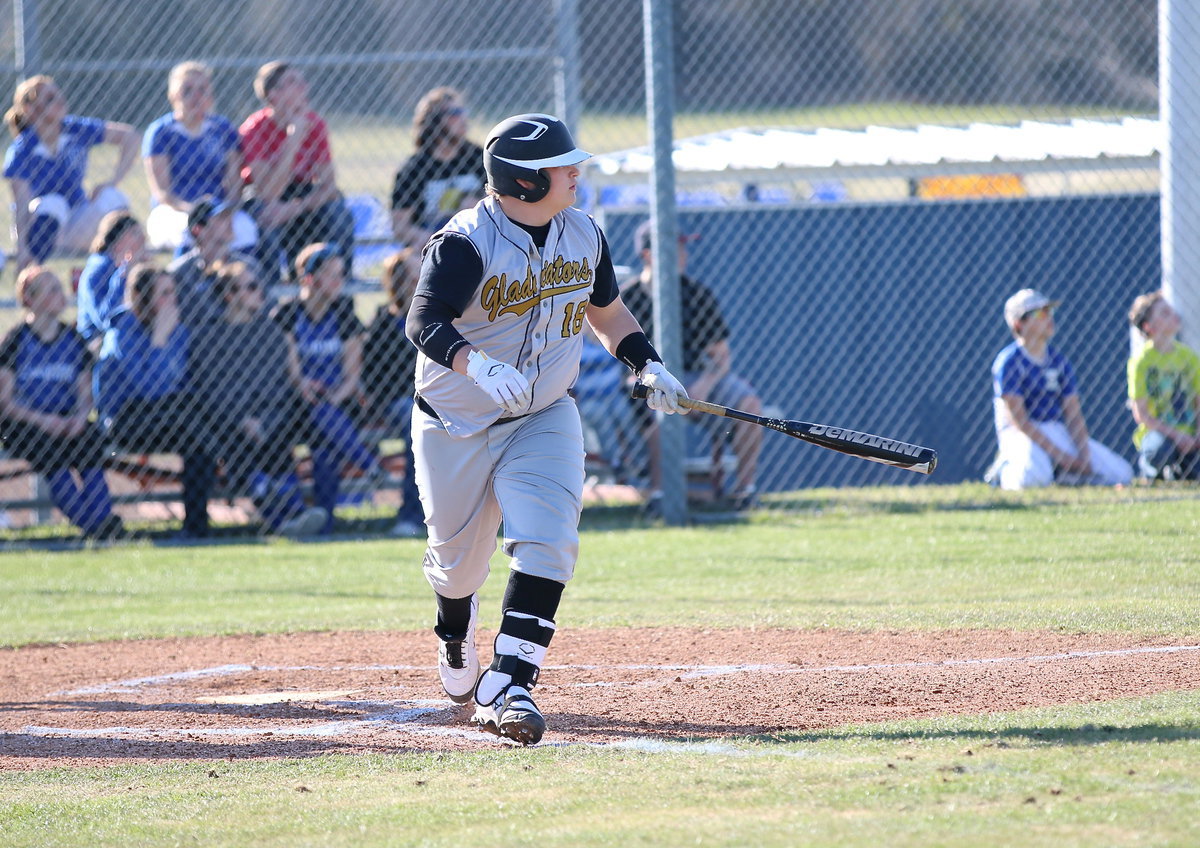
[404,113,688,744]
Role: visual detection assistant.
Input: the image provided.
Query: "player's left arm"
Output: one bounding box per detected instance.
[1061,394,1093,471]
[329,334,363,406]
[96,121,140,197]
[585,228,652,364]
[585,295,643,355]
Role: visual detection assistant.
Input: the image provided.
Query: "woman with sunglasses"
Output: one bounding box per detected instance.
[390,87,486,249]
[189,259,326,537]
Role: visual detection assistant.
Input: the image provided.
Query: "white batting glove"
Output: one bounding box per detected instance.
[638,361,689,415]
[466,349,531,415]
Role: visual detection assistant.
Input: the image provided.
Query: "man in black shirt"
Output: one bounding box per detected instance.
[390,87,486,248]
[622,220,763,508]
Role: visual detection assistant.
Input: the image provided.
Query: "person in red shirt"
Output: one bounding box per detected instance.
[239,62,354,284]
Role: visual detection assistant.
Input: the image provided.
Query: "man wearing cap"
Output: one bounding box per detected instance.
[168,197,257,327]
[989,288,1132,489]
[621,219,763,509]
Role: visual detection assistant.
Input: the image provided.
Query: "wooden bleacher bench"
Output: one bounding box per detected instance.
[0,440,404,522]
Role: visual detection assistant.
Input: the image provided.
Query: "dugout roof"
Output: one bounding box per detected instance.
[589,116,1160,193]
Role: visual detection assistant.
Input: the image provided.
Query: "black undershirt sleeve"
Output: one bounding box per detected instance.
[405,233,484,370]
[588,230,620,307]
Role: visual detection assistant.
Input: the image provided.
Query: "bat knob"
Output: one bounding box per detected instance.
[630,383,650,400]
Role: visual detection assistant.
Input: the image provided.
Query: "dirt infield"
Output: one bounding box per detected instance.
[3,628,1199,769]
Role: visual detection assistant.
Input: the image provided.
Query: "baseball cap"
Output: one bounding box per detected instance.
[1004,288,1061,328]
[187,197,233,229]
[634,220,700,253]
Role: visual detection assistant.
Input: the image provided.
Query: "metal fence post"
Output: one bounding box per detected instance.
[643,0,686,525]
[1161,0,1200,345]
[14,0,41,77]
[553,0,581,133]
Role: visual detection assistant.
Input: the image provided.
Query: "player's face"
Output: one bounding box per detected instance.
[309,256,345,298]
[1146,300,1182,338]
[150,275,178,316]
[229,272,263,313]
[169,71,214,119]
[542,164,581,212]
[440,103,467,139]
[1018,305,1055,341]
[25,272,65,317]
[270,69,309,113]
[197,211,233,251]
[29,82,66,125]
[117,225,147,263]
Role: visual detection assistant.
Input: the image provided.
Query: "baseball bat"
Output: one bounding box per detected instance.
[630,384,938,475]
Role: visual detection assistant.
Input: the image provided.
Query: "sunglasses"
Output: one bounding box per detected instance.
[1021,306,1052,321]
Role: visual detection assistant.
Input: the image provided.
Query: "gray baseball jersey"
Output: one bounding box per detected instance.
[414,196,602,437]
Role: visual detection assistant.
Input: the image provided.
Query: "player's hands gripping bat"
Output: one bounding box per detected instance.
[631,384,937,474]
[467,349,531,415]
[637,362,689,414]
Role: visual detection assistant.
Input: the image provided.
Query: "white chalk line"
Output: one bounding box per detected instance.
[22,643,1200,754]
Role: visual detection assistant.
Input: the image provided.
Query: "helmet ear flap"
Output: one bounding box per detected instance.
[514,170,551,202]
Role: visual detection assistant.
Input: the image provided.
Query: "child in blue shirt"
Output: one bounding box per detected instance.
[75,211,145,347]
[273,243,378,533]
[96,264,215,537]
[3,76,138,270]
[990,288,1132,489]
[143,62,258,252]
[0,267,122,539]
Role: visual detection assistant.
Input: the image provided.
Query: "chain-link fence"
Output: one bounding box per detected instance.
[0,0,1165,539]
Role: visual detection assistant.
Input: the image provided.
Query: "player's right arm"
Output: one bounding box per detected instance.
[405,232,483,375]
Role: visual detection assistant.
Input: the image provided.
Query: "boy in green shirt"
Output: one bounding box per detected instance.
[1127,290,1200,479]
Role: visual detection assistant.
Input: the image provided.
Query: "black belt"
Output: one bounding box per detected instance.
[415,394,535,426]
[415,394,439,419]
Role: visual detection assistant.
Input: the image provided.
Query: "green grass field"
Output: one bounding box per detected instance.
[1,483,1198,846]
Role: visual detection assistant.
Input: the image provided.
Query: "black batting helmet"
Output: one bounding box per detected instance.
[484,113,591,202]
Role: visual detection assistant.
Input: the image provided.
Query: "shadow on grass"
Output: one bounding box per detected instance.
[755,721,1200,747]
[3,483,1199,551]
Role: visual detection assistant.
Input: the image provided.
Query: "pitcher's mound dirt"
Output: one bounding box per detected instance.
[3,628,1198,769]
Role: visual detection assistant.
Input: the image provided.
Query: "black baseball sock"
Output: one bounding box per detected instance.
[501,570,564,622]
[434,593,474,640]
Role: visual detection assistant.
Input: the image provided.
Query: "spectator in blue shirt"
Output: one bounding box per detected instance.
[75,211,145,348]
[143,61,257,253]
[989,288,1132,490]
[96,263,215,536]
[4,76,139,271]
[273,242,378,533]
[0,266,122,539]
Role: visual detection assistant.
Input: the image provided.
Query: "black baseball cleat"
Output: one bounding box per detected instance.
[472,684,545,745]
